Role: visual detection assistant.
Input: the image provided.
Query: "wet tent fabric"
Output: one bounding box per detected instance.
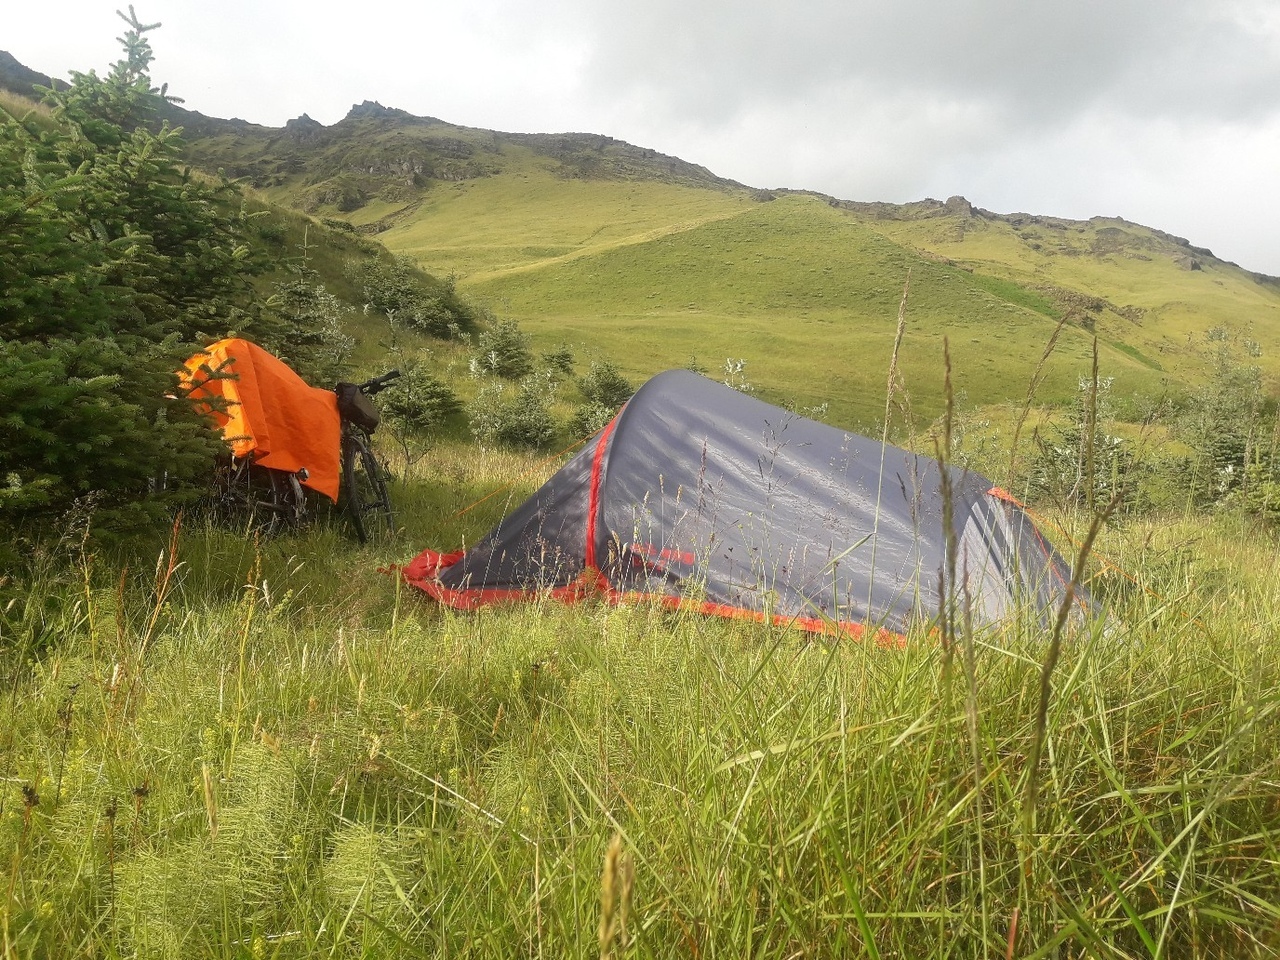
[403,370,1088,638]
[182,338,343,502]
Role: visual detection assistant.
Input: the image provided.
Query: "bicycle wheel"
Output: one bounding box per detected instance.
[342,431,394,543]
[215,456,307,535]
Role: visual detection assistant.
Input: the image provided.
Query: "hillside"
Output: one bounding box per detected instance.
[5,52,1279,429]
[176,99,1279,427]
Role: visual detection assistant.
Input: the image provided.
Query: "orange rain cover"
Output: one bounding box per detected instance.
[181,338,342,502]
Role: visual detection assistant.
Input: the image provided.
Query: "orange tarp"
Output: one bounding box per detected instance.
[182,338,342,502]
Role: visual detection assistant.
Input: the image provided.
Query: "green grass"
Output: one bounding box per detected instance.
[327,174,1268,429]
[3,443,1280,958]
[381,159,755,282]
[178,112,1280,439]
[453,195,1161,427]
[0,90,51,123]
[872,213,1280,389]
[1107,339,1165,371]
[962,272,1060,319]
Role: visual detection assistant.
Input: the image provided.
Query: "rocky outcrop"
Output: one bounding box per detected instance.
[1036,283,1147,325]
[285,113,322,132]
[504,131,744,189]
[343,100,412,122]
[283,113,325,144]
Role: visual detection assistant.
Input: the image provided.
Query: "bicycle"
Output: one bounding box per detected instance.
[204,365,401,542]
[211,451,308,536]
[335,370,400,543]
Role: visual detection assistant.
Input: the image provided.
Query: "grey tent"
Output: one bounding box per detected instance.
[403,370,1092,640]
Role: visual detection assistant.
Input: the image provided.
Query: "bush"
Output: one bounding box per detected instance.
[568,402,616,437]
[471,319,533,379]
[1176,340,1266,506]
[541,343,576,377]
[468,373,556,449]
[569,360,633,436]
[380,365,461,435]
[267,263,355,385]
[1025,374,1141,512]
[576,359,633,409]
[346,255,467,337]
[722,358,754,393]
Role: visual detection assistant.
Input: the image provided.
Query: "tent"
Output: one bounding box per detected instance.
[403,370,1093,640]
[181,338,343,501]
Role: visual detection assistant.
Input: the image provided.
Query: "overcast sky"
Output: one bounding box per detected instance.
[8,1,1280,274]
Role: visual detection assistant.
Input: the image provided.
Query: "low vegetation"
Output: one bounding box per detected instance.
[3,444,1280,958]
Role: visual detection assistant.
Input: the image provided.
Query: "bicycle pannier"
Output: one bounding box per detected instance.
[336,383,381,432]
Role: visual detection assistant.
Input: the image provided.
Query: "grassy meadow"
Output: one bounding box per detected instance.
[192,111,1280,434]
[378,185,1153,429]
[871,215,1280,371]
[368,179,1280,431]
[3,438,1280,959]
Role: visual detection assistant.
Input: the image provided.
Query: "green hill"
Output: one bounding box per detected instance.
[7,52,1275,427]
[162,102,1278,430]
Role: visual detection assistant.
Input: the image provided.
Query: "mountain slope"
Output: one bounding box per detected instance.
[460,193,1147,425]
[372,160,757,280]
[5,52,1275,429]
[864,203,1280,378]
[163,98,1276,425]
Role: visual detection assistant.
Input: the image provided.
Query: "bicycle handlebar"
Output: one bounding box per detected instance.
[359,370,401,396]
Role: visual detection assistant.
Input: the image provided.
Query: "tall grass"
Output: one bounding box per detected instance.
[2,450,1279,957]
[0,90,52,123]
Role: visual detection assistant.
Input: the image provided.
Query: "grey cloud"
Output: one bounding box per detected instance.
[572,0,1280,130]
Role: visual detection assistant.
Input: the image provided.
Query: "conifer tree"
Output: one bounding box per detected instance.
[0,8,257,538]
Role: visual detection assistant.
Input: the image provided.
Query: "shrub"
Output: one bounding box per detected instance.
[380,364,461,435]
[403,296,457,336]
[568,402,617,437]
[471,319,533,379]
[576,359,633,410]
[722,358,754,393]
[468,372,556,449]
[569,360,633,436]
[267,263,355,385]
[541,343,576,377]
[1027,375,1133,511]
[346,255,467,337]
[1244,460,1280,524]
[1176,340,1266,505]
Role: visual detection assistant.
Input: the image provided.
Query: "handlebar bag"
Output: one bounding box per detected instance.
[336,382,381,432]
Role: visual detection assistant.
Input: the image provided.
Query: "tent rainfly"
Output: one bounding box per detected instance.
[403,370,1094,640]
